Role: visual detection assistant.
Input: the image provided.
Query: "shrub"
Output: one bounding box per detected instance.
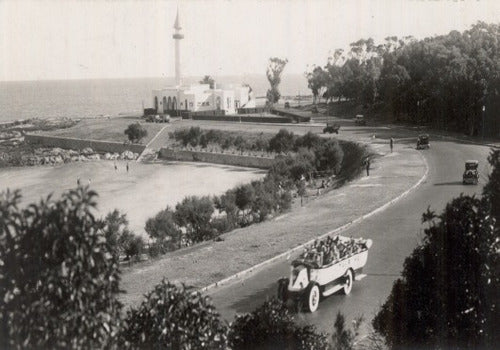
[214,189,239,227]
[314,138,344,174]
[294,131,322,151]
[145,207,182,252]
[122,234,145,261]
[269,129,296,154]
[120,280,227,349]
[175,196,215,244]
[124,122,147,143]
[228,298,329,350]
[0,187,122,349]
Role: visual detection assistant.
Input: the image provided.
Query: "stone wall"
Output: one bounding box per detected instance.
[158,148,275,169]
[25,134,146,154]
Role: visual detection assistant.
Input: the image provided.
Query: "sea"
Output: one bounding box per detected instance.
[0,74,309,122]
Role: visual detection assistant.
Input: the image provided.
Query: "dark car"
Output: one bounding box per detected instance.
[463,160,479,185]
[323,123,340,134]
[416,134,430,149]
[354,115,366,126]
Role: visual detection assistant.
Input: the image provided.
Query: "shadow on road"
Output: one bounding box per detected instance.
[433,181,464,186]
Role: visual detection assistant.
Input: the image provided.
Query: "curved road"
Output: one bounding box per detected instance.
[207,131,492,335]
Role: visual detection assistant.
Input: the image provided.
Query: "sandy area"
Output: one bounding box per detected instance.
[0,160,265,236]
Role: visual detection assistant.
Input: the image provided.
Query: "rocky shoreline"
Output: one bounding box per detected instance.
[0,117,139,167]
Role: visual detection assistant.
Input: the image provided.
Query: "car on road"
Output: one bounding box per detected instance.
[277,235,373,313]
[323,122,340,134]
[416,134,430,149]
[463,160,479,185]
[354,115,366,126]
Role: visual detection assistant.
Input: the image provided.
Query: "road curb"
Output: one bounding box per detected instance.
[199,148,429,294]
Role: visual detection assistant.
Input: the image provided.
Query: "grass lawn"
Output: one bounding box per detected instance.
[43,117,165,145]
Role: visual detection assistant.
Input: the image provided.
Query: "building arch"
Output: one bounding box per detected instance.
[163,96,167,113]
[216,96,221,110]
[167,96,172,110]
[172,97,177,110]
[154,96,159,112]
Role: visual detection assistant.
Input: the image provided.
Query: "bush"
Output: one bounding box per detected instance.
[145,207,182,252]
[269,129,296,154]
[121,280,227,349]
[122,234,145,261]
[124,122,147,143]
[0,187,122,349]
[175,196,215,244]
[314,138,344,174]
[228,298,329,350]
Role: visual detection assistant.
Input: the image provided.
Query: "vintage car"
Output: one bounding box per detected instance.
[277,235,373,313]
[354,115,366,126]
[463,160,479,185]
[416,134,430,149]
[323,122,340,134]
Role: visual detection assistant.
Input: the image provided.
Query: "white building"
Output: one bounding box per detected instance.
[152,10,254,115]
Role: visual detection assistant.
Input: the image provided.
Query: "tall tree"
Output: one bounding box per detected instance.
[266,57,288,105]
[200,75,215,89]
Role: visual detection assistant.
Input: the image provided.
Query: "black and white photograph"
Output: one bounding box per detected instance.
[0,0,499,349]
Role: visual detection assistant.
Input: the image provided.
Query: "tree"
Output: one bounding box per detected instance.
[373,150,500,349]
[0,187,122,349]
[228,299,329,350]
[124,122,148,143]
[175,196,215,243]
[145,207,182,252]
[306,66,328,104]
[269,128,296,154]
[266,57,288,105]
[121,280,227,349]
[200,75,215,89]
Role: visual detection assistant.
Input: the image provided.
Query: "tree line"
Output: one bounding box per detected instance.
[306,22,500,136]
[147,128,345,254]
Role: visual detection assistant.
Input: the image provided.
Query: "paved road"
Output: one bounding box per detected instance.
[207,135,492,335]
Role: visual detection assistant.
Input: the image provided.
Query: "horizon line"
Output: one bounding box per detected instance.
[0,72,308,84]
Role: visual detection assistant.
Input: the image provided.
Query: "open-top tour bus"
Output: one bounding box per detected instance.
[277,235,373,313]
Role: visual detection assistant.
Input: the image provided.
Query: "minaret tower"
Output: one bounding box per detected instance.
[172,8,184,86]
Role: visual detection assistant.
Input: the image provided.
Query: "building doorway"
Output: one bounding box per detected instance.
[163,97,167,113]
[154,96,158,112]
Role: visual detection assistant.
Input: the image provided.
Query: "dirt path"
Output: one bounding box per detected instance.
[120,127,426,308]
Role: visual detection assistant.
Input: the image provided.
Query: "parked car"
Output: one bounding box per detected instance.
[354,115,366,126]
[323,122,340,134]
[277,235,372,312]
[416,134,430,149]
[463,160,479,185]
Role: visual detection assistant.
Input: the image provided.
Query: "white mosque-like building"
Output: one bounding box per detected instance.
[152,10,255,116]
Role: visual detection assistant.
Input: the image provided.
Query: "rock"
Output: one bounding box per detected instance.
[120,150,135,160]
[104,153,112,160]
[81,147,94,155]
[88,154,100,160]
[51,147,64,155]
[54,155,63,164]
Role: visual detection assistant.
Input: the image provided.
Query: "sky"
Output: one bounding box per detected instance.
[1,0,499,81]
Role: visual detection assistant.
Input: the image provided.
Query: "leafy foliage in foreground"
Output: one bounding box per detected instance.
[0,187,122,349]
[373,149,500,349]
[228,298,329,350]
[120,280,227,349]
